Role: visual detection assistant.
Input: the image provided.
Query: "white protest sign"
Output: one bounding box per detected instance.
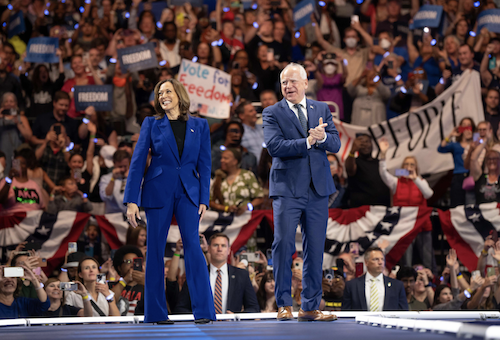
[178,59,231,119]
[333,70,484,175]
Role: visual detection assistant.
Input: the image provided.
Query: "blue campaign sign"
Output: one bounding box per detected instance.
[171,0,204,7]
[117,42,158,73]
[294,0,315,29]
[74,85,114,111]
[409,5,443,29]
[8,11,26,38]
[24,37,59,63]
[138,1,167,22]
[477,9,500,34]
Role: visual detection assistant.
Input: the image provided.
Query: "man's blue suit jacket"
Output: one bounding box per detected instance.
[342,274,409,311]
[123,115,212,208]
[263,98,341,198]
[174,265,260,314]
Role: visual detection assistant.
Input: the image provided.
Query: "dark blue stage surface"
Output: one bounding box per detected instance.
[0,319,474,340]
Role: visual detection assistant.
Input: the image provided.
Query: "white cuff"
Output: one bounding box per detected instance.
[306,137,312,149]
[317,133,327,144]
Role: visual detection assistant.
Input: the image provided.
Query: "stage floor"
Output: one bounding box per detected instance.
[0,319,471,340]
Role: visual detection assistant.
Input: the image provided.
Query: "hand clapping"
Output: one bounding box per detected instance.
[308,117,328,144]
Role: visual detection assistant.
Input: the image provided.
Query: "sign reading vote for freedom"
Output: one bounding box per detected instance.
[24,37,59,64]
[409,5,443,29]
[293,0,315,29]
[477,9,500,34]
[178,59,231,119]
[117,42,158,73]
[74,85,113,112]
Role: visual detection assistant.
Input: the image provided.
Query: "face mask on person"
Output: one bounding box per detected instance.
[380,38,392,50]
[345,37,357,48]
[324,64,337,75]
[113,77,127,87]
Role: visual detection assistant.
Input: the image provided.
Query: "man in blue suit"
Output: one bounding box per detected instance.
[342,247,409,311]
[263,63,341,322]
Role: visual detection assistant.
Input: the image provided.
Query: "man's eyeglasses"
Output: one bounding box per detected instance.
[228,128,241,134]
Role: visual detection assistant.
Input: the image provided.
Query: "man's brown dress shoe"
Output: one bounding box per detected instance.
[277,306,294,321]
[297,309,337,322]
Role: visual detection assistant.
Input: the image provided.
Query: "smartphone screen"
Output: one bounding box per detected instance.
[74,169,82,181]
[68,242,77,253]
[12,159,21,173]
[490,229,499,243]
[355,262,364,277]
[395,169,410,177]
[4,267,24,278]
[133,257,143,271]
[267,48,274,62]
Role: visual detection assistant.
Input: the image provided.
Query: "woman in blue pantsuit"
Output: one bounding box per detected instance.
[124,79,215,324]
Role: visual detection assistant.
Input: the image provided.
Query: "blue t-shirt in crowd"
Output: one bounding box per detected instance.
[374,47,411,81]
[413,56,441,87]
[437,142,468,174]
[0,297,50,319]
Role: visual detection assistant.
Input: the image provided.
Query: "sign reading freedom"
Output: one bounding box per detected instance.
[333,70,484,175]
[178,59,232,119]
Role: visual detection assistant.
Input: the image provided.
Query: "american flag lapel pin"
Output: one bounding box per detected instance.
[310,105,313,109]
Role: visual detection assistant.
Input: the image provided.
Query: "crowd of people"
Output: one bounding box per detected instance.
[1,0,500,319]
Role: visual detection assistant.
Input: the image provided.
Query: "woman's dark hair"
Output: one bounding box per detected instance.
[16,148,39,170]
[137,10,155,32]
[32,64,50,92]
[257,148,272,187]
[126,225,147,248]
[112,245,143,277]
[77,256,100,282]
[224,120,244,139]
[256,271,277,311]
[228,67,250,90]
[212,148,242,205]
[153,79,190,122]
[457,117,476,143]
[68,152,84,163]
[196,41,215,66]
[396,266,417,281]
[433,284,451,307]
[225,148,242,164]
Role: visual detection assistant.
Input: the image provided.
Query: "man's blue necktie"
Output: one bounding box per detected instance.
[294,104,308,135]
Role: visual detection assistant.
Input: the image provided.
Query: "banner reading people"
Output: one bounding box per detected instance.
[334,70,484,175]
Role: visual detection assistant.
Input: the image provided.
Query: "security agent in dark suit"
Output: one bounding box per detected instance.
[342,247,409,311]
[174,233,260,314]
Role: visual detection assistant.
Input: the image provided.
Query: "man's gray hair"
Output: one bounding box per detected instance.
[1,92,17,107]
[280,63,308,82]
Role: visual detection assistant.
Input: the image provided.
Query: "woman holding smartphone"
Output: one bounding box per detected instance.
[378,138,434,268]
[0,264,49,318]
[124,79,215,324]
[438,117,476,207]
[43,278,93,317]
[64,257,120,317]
